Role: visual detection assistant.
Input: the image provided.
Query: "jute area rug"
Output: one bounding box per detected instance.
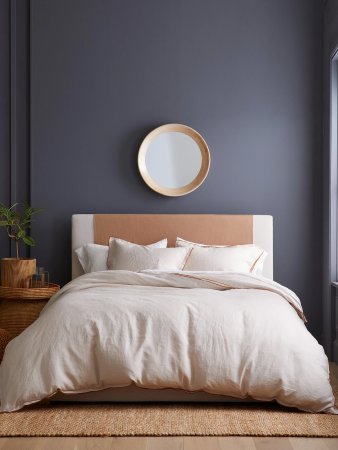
[1,365,337,437]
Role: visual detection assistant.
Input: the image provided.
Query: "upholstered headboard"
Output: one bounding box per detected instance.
[72,214,273,279]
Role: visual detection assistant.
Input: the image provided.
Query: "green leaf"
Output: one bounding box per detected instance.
[22,235,35,246]
[18,230,26,239]
[0,202,42,243]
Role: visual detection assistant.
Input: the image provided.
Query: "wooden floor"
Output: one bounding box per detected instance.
[0,365,337,450]
[0,437,337,450]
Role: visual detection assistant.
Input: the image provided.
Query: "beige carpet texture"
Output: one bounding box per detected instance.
[0,365,337,437]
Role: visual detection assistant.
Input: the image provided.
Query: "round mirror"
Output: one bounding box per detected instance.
[138,124,210,196]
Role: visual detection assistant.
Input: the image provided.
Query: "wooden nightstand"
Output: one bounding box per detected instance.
[0,284,60,358]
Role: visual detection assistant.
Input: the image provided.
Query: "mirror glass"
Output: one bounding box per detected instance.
[138,124,210,196]
[145,132,202,189]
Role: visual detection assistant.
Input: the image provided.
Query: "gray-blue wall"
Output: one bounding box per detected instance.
[1,0,324,339]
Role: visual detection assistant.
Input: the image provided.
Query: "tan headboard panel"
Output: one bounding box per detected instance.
[94,214,253,247]
[71,214,273,279]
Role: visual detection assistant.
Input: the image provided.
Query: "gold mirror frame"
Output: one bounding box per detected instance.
[138,124,211,197]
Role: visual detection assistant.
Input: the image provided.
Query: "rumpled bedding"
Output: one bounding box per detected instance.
[0,270,336,413]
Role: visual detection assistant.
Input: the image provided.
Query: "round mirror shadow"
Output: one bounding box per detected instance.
[138,124,210,196]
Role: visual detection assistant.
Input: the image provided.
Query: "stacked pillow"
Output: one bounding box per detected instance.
[75,238,168,273]
[175,237,267,275]
[107,238,190,271]
[75,236,267,275]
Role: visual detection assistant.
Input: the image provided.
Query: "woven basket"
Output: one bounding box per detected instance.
[0,299,48,338]
[0,283,60,300]
[0,328,12,361]
[0,283,60,338]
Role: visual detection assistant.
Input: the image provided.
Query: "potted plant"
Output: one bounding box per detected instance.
[0,202,42,288]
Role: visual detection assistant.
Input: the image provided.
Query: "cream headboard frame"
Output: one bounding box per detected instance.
[71,214,273,279]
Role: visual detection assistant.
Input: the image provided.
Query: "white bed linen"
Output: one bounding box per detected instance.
[0,270,336,413]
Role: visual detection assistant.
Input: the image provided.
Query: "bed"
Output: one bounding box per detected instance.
[0,214,336,413]
[58,214,272,404]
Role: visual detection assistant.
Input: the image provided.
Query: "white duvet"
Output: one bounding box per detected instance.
[0,270,336,413]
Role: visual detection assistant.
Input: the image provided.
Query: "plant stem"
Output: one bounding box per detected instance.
[16,240,19,259]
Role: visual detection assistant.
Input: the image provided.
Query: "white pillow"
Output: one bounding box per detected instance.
[107,238,191,271]
[75,244,109,274]
[176,237,267,274]
[76,238,167,273]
